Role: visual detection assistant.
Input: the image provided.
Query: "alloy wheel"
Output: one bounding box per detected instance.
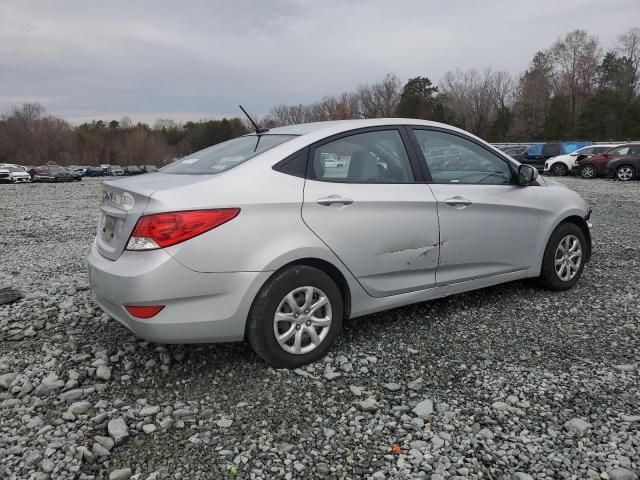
[581,165,595,178]
[554,234,582,282]
[617,166,634,181]
[552,163,567,176]
[273,286,332,355]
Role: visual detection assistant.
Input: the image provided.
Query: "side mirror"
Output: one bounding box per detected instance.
[517,164,538,185]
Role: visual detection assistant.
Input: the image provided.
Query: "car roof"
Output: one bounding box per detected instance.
[263,118,466,137]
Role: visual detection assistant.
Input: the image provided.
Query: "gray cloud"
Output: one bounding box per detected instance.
[1,0,638,123]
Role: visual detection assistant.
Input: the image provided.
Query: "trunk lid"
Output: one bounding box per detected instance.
[96,173,209,260]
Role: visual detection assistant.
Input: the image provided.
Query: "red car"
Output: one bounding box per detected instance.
[572,144,640,178]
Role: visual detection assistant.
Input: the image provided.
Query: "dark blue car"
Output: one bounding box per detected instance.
[85,166,106,177]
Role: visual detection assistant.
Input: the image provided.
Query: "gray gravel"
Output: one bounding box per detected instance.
[0,177,639,479]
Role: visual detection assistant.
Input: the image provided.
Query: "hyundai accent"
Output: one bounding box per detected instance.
[87,119,592,368]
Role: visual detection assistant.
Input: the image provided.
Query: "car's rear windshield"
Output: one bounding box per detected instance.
[161,134,296,175]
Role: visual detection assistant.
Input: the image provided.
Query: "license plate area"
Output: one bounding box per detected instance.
[101,214,119,242]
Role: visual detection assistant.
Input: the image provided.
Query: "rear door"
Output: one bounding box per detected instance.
[302,127,440,297]
[409,127,541,285]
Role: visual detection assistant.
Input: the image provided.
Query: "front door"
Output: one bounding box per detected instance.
[302,128,440,297]
[410,128,541,285]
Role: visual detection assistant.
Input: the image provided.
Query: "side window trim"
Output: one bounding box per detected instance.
[306,126,421,184]
[408,126,517,185]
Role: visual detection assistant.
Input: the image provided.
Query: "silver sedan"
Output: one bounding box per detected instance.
[87,119,592,368]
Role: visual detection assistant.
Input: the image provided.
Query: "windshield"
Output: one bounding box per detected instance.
[6,166,23,172]
[162,134,296,175]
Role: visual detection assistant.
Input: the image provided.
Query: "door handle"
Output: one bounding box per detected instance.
[317,195,354,206]
[445,196,472,208]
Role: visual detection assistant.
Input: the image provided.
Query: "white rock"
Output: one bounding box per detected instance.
[563,418,591,437]
[110,468,132,480]
[216,418,233,428]
[607,468,638,480]
[142,424,157,434]
[412,399,434,419]
[358,398,380,413]
[382,383,401,392]
[67,401,92,416]
[0,372,18,389]
[96,365,112,380]
[108,417,129,444]
[139,405,160,417]
[349,386,362,397]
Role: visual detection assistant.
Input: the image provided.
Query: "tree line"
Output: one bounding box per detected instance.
[267,27,640,142]
[1,27,638,167]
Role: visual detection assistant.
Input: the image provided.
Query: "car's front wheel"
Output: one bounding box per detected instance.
[580,164,597,179]
[616,165,635,181]
[552,163,568,176]
[247,265,343,368]
[538,222,586,290]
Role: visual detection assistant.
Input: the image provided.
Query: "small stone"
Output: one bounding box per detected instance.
[110,468,132,480]
[139,405,160,417]
[216,418,233,428]
[382,383,401,392]
[0,372,17,389]
[293,462,305,473]
[96,365,112,380]
[358,398,380,413]
[142,424,157,434]
[25,451,43,466]
[67,401,92,416]
[478,428,494,440]
[564,418,591,437]
[95,435,115,450]
[513,473,534,480]
[35,374,64,395]
[492,401,509,411]
[108,417,129,445]
[324,370,341,381]
[40,458,54,472]
[621,414,640,422]
[412,399,434,419]
[607,468,638,480]
[407,378,424,391]
[92,443,111,458]
[349,386,362,397]
[613,364,636,372]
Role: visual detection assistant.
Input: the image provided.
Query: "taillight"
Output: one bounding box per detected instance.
[126,209,240,250]
[125,305,165,318]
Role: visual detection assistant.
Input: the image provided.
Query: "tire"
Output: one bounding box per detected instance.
[580,164,596,179]
[538,222,586,291]
[616,165,635,182]
[552,163,568,176]
[246,265,343,368]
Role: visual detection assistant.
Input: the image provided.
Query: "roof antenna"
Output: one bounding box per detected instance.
[239,105,269,134]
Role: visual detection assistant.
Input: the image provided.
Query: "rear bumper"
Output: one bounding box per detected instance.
[86,240,270,343]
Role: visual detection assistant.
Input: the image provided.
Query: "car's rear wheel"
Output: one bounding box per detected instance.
[580,164,596,179]
[616,165,635,181]
[247,265,343,368]
[552,163,568,176]
[538,222,586,290]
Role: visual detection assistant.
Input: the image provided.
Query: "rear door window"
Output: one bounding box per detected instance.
[542,144,562,156]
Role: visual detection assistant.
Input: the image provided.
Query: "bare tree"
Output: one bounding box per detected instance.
[616,26,640,93]
[550,30,601,132]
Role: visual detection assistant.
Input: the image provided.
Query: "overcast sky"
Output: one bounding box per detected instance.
[1,0,639,124]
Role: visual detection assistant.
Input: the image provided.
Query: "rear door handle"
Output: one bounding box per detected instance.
[317,195,354,206]
[445,196,472,208]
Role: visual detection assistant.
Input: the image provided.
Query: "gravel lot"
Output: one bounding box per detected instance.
[0,177,639,480]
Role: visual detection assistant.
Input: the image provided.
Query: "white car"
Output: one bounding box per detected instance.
[0,164,31,183]
[544,144,619,176]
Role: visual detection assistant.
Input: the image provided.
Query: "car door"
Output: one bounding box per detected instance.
[409,127,542,285]
[302,127,440,297]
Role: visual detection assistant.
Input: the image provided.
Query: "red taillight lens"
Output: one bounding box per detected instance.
[126,208,240,250]
[125,305,165,319]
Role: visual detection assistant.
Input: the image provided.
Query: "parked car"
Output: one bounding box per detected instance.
[606,154,640,181]
[85,166,107,177]
[123,165,144,175]
[64,167,83,181]
[543,144,620,176]
[0,164,31,183]
[512,141,592,171]
[140,164,159,173]
[572,143,640,178]
[87,119,592,368]
[29,165,75,182]
[68,165,87,176]
[108,165,125,176]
